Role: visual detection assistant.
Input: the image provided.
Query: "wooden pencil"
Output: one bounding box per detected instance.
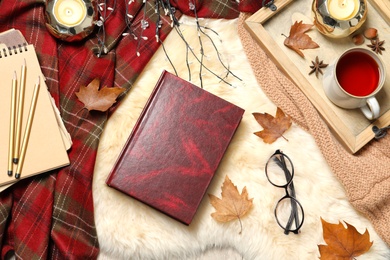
[15,77,40,179]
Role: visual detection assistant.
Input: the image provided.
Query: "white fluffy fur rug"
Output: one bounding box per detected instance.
[93,16,390,259]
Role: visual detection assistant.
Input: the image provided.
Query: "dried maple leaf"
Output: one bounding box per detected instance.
[208,176,253,234]
[318,218,373,260]
[75,78,125,112]
[252,107,292,144]
[284,21,319,57]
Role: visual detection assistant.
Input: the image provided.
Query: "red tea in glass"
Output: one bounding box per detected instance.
[336,51,380,97]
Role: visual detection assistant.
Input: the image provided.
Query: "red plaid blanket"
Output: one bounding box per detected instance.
[0,0,260,259]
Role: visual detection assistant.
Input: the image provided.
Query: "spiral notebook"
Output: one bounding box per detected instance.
[0,29,70,189]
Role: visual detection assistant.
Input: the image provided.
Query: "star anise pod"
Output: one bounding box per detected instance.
[367,38,385,54]
[309,56,328,78]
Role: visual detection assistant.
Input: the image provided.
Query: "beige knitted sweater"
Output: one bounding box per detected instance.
[238,13,390,246]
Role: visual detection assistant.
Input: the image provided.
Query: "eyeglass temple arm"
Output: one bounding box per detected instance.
[279,155,300,234]
[285,183,300,234]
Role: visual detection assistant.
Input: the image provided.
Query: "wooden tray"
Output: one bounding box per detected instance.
[245,0,390,153]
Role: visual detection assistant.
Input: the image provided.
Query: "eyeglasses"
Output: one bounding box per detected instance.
[265,150,304,235]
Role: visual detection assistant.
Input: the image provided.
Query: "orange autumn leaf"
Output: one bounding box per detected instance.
[75,78,125,112]
[252,107,292,144]
[318,218,373,260]
[208,176,253,234]
[284,20,319,57]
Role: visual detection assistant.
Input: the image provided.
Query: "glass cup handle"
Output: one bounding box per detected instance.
[360,96,380,120]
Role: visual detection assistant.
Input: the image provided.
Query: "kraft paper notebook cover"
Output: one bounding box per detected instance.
[106,70,245,225]
[0,29,72,151]
[0,30,70,187]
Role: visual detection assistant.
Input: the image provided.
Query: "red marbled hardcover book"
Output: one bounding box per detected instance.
[106,70,244,225]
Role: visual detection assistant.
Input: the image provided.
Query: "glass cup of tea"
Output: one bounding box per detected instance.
[322,47,385,120]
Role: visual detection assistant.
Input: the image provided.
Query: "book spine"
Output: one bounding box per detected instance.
[105,70,168,185]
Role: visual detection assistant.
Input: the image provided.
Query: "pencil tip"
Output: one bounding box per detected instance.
[7,170,12,176]
[36,76,40,85]
[15,173,20,179]
[13,71,17,79]
[13,158,18,164]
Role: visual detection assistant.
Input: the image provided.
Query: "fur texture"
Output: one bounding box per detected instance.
[93,17,390,259]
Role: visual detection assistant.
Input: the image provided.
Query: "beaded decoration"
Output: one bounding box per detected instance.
[95,0,241,87]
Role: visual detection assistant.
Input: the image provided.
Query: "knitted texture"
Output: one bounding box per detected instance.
[238,13,390,246]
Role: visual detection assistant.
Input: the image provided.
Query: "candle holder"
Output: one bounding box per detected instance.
[45,0,98,42]
[312,0,367,38]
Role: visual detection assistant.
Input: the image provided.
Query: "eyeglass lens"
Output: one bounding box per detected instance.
[275,196,304,234]
[265,152,293,187]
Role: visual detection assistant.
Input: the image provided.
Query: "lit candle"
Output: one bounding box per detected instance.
[53,0,87,27]
[328,0,360,21]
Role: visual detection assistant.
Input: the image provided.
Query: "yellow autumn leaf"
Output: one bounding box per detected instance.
[208,175,253,234]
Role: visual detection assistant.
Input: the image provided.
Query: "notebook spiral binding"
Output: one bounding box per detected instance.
[0,43,28,58]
